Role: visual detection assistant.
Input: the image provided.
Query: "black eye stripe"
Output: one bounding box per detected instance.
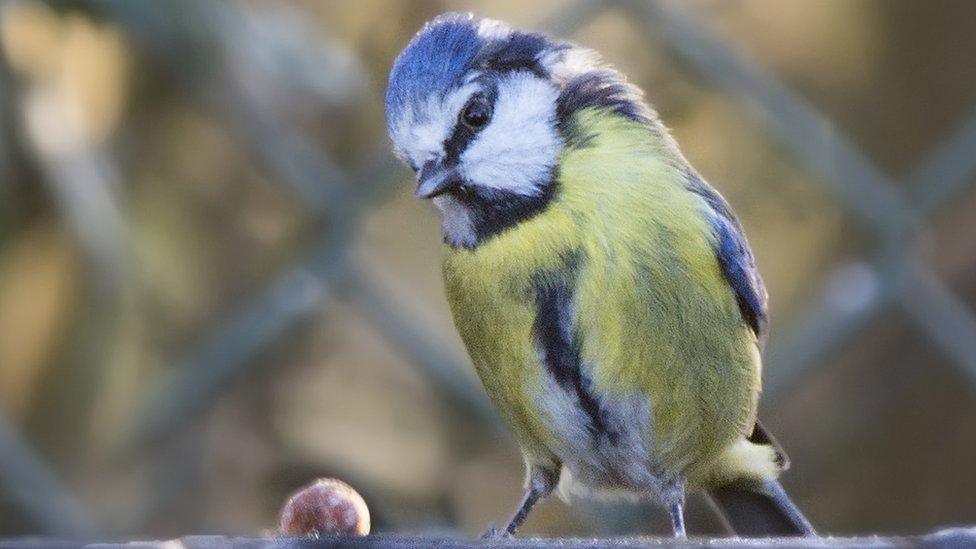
[443,125,477,166]
[443,83,498,165]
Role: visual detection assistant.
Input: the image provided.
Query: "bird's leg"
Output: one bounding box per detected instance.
[501,487,542,536]
[483,465,560,539]
[669,501,687,538]
[502,466,560,536]
[662,476,688,539]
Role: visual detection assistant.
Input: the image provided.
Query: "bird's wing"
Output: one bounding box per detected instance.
[686,173,788,468]
[686,171,769,348]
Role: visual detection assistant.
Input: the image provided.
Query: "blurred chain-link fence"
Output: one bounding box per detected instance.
[1,0,975,538]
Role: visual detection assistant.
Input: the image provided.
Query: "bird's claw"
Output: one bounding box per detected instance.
[480,526,511,540]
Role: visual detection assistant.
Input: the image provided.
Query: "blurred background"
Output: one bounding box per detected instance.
[1,0,975,540]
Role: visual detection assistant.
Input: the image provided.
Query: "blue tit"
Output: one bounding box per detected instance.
[384,13,815,539]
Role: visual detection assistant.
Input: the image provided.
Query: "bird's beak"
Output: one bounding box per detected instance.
[415,162,461,199]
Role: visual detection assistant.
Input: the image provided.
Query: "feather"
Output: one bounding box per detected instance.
[687,172,769,347]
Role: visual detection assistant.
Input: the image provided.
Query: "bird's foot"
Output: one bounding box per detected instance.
[480,526,511,540]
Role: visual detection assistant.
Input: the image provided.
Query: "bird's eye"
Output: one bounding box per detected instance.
[461,97,492,129]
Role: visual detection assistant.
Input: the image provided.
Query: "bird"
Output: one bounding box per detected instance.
[384,12,815,539]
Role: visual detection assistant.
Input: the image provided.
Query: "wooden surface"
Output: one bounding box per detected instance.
[2,527,975,549]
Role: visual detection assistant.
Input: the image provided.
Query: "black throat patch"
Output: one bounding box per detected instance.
[447,178,558,249]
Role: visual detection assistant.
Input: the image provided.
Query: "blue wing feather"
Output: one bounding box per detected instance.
[686,172,769,347]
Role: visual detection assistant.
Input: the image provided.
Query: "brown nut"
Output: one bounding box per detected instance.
[278,478,370,537]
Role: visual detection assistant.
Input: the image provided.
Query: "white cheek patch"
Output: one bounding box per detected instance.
[391,83,479,168]
[460,73,561,196]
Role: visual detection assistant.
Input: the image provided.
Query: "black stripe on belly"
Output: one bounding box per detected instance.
[532,262,618,445]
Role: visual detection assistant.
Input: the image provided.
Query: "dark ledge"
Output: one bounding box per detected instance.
[2,528,975,549]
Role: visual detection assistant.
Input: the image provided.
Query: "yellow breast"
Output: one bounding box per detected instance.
[442,109,761,483]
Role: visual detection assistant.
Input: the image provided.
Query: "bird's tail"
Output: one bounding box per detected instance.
[707,478,816,537]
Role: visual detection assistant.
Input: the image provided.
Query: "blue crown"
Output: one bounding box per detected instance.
[385,13,491,130]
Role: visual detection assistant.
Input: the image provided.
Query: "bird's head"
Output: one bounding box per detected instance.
[385,13,650,248]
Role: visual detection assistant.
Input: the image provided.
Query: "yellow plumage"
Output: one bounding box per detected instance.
[442,109,775,491]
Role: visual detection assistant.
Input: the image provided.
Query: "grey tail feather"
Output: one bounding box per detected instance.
[707,479,816,537]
